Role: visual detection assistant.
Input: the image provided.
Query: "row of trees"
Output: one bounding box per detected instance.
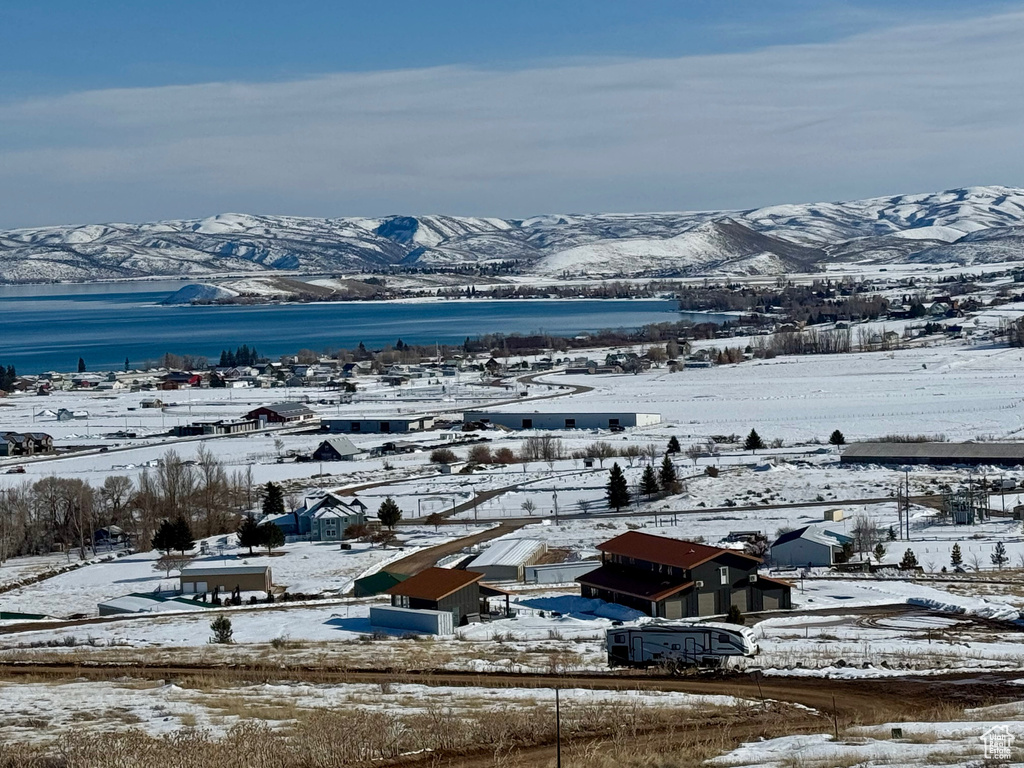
[606,456,681,511]
[0,448,257,562]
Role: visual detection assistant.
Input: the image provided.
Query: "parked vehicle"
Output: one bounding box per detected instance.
[991,478,1016,491]
[606,621,758,668]
[5,466,25,474]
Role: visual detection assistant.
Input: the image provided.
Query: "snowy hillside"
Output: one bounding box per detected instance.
[2,186,1024,282]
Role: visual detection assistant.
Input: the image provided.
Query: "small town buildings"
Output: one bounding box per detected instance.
[841,442,1024,468]
[159,372,203,390]
[464,411,662,431]
[770,525,853,568]
[322,415,434,434]
[0,432,53,456]
[180,563,272,595]
[384,567,498,625]
[468,539,548,581]
[245,402,318,425]
[172,418,260,437]
[140,398,165,408]
[312,436,363,461]
[577,531,791,618]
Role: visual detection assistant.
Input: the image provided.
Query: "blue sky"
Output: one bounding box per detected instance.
[1,1,1022,226]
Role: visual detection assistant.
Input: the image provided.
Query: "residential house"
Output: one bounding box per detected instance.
[576,531,791,618]
[385,567,509,625]
[159,372,203,390]
[56,408,88,421]
[312,436,363,462]
[0,432,53,456]
[245,402,318,425]
[770,525,853,568]
[264,492,367,541]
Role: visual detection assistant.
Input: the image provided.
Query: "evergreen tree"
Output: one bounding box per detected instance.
[261,523,285,555]
[172,517,194,554]
[606,463,630,511]
[829,430,846,446]
[899,548,919,570]
[744,428,765,453]
[77,357,86,373]
[219,350,229,367]
[262,482,285,518]
[887,526,897,541]
[151,519,176,554]
[209,616,234,644]
[377,497,402,529]
[950,542,963,568]
[667,436,681,454]
[237,514,262,555]
[659,455,677,489]
[0,364,15,390]
[726,604,744,625]
[641,465,660,498]
[873,542,886,563]
[991,541,1008,569]
[124,357,130,373]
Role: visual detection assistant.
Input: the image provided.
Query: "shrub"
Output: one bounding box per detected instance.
[430,448,457,464]
[209,616,234,644]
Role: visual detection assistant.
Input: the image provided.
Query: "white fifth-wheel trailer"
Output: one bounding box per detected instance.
[607,621,759,668]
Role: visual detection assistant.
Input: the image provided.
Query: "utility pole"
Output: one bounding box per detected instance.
[555,687,562,768]
[553,488,559,524]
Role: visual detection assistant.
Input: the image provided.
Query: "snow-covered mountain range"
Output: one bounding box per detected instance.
[2,186,1023,282]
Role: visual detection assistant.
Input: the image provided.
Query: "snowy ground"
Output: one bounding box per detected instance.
[0,677,745,743]
[0,527,456,618]
[713,700,1024,767]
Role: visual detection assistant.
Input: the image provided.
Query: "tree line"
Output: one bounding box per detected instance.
[0,447,256,563]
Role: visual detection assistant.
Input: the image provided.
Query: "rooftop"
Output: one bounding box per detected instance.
[385,567,484,601]
[597,531,760,570]
[470,539,546,568]
[577,564,693,601]
[842,442,1024,461]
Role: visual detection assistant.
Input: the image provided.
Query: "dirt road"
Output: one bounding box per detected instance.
[0,662,1015,719]
[385,521,525,575]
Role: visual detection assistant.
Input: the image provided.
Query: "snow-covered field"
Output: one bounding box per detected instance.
[0,527,455,618]
[713,701,1024,768]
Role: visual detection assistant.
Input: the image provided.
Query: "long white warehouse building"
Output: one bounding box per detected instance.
[464,411,661,431]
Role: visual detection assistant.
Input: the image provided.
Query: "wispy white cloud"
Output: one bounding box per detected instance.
[1,10,1022,227]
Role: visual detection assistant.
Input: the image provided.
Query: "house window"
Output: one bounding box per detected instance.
[671,643,680,650]
[609,418,620,427]
[613,634,625,643]
[350,422,360,432]
[522,418,533,429]
[380,421,391,433]
[397,595,410,608]
[719,566,728,585]
[565,418,576,428]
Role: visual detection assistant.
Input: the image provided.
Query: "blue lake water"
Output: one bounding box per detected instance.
[0,281,721,374]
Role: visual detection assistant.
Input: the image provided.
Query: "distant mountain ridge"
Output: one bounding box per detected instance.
[1,185,1023,282]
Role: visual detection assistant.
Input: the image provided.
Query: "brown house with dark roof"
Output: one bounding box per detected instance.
[577,531,791,619]
[385,567,509,625]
